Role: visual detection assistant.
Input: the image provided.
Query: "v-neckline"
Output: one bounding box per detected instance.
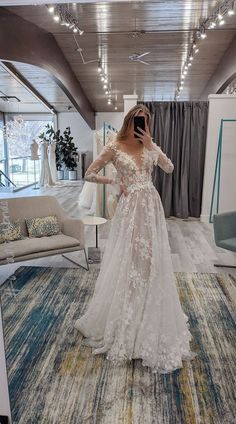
[116,148,146,171]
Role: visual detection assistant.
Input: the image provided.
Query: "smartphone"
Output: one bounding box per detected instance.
[134,116,145,139]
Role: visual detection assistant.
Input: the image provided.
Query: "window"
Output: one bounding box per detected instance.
[5,114,54,188]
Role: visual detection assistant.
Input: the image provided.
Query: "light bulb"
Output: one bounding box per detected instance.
[219,19,225,25]
[218,13,223,20]
[195,48,199,53]
[73,28,78,33]
[228,8,235,15]
[54,15,60,22]
[200,32,206,39]
[114,106,118,110]
[48,6,54,13]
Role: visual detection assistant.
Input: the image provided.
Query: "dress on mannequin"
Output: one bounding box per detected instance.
[75,139,197,374]
[39,140,54,187]
[30,139,39,160]
[48,141,57,183]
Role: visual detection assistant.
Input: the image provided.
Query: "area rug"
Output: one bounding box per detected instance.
[1,267,236,424]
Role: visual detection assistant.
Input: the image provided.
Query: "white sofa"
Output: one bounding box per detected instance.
[0,195,89,269]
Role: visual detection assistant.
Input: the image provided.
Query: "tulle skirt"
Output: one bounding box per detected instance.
[75,181,197,373]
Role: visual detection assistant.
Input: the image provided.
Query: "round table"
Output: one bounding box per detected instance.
[82,216,107,247]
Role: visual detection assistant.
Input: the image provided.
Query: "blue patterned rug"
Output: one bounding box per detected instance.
[1,266,236,424]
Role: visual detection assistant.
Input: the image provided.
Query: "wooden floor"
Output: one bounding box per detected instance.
[0,183,236,285]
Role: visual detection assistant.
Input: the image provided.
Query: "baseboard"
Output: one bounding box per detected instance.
[200,214,211,223]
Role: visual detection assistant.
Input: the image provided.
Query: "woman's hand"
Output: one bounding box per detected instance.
[134,125,153,149]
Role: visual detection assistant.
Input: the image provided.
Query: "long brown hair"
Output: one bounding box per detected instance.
[117,104,151,140]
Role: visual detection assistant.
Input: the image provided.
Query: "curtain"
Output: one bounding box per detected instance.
[140,101,208,218]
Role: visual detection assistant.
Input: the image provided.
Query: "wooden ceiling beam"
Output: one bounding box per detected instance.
[0,7,95,128]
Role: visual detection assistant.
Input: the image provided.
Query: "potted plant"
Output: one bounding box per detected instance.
[60,127,78,180]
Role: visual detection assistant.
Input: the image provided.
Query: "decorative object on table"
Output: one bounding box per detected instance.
[30,139,40,189]
[1,266,236,423]
[48,141,57,183]
[39,140,54,187]
[81,216,107,263]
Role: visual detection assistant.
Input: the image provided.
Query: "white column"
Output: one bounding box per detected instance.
[123,94,138,116]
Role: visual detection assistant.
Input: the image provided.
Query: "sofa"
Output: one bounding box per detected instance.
[0,195,89,269]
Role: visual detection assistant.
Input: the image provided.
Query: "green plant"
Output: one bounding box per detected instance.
[60,127,78,171]
[38,125,78,171]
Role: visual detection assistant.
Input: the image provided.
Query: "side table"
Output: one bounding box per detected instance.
[82,216,107,263]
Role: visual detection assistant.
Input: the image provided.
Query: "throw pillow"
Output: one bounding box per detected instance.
[25,216,60,238]
[0,220,22,244]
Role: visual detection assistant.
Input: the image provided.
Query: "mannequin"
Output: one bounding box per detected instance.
[39,140,54,187]
[30,139,39,189]
[30,139,39,160]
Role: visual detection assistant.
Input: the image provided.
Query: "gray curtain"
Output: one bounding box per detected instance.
[141,101,208,218]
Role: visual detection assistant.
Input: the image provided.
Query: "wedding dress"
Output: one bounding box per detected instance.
[75,139,197,373]
[39,141,54,187]
[48,142,57,183]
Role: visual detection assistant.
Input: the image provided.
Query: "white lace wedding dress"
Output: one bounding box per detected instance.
[75,140,197,373]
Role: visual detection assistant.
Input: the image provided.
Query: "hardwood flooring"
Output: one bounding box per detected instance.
[0,183,236,285]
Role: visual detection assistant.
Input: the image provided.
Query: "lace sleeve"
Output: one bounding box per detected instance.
[85,143,117,184]
[147,143,174,174]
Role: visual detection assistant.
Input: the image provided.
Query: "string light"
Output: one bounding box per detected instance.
[175,0,235,100]
[46,4,84,35]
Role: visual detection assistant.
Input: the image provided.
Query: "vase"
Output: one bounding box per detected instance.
[57,170,64,180]
[69,170,77,180]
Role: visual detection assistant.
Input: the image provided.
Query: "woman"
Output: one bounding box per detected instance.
[75,105,197,374]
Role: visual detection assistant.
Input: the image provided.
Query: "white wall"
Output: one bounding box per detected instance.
[57,112,93,152]
[96,112,124,132]
[201,95,236,222]
[0,309,12,422]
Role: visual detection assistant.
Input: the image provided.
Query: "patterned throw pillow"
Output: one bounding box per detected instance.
[25,216,60,238]
[0,220,22,244]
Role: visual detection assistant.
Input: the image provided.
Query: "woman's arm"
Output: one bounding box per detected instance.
[85,144,116,184]
[148,142,174,174]
[133,127,174,174]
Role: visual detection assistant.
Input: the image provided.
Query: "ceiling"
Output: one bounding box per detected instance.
[2,1,236,112]
[0,62,75,113]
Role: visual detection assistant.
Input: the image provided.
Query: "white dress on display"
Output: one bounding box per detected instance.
[30,139,39,160]
[48,142,57,183]
[75,139,197,374]
[39,141,54,187]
